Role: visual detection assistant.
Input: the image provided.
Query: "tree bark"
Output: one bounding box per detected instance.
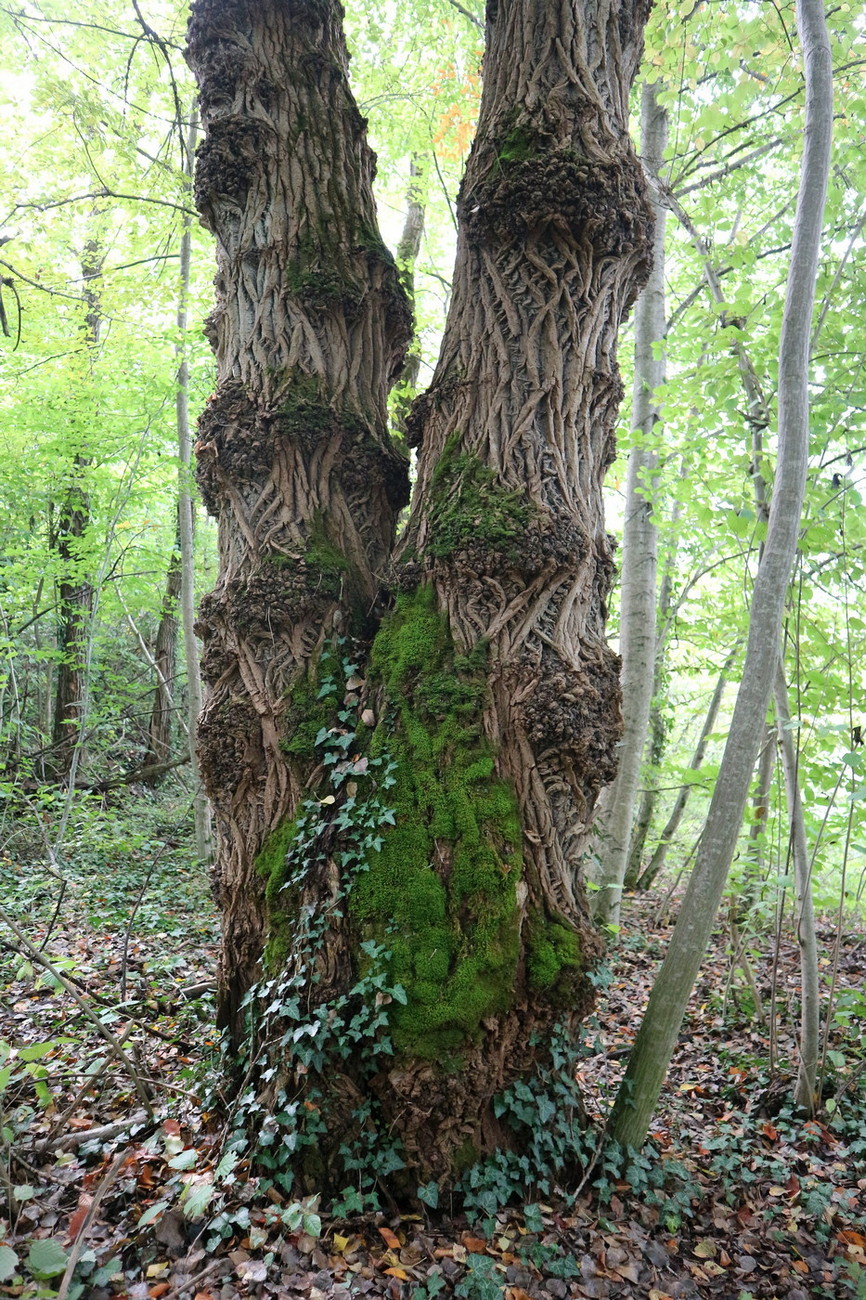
[610,0,833,1150]
[186,0,411,1032]
[188,0,652,1194]
[593,82,667,928]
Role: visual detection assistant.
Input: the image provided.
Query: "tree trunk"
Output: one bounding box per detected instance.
[635,644,738,891]
[176,109,213,864]
[610,0,833,1151]
[593,83,667,928]
[50,240,102,782]
[773,660,820,1110]
[142,530,181,774]
[624,510,680,887]
[188,0,652,1195]
[186,0,412,1034]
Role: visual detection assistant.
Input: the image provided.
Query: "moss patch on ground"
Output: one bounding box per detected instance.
[350,586,522,1058]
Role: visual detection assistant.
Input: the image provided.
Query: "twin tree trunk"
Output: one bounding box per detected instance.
[187,0,652,1190]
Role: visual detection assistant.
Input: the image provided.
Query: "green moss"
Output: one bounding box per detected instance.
[526,920,582,994]
[256,817,299,970]
[497,122,536,164]
[351,586,522,1058]
[426,433,531,561]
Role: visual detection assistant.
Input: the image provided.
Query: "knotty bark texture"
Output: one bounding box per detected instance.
[401,12,653,922]
[381,0,653,1170]
[186,0,411,1031]
[188,0,652,1194]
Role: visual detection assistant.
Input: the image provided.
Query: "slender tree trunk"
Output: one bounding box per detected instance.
[773,660,820,1110]
[186,0,412,1030]
[611,0,833,1150]
[624,506,680,886]
[176,109,213,864]
[635,645,739,891]
[745,722,777,885]
[50,241,102,781]
[593,82,667,928]
[393,157,425,433]
[143,531,181,774]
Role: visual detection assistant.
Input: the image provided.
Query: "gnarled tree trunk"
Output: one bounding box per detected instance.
[186,0,411,1031]
[188,0,652,1196]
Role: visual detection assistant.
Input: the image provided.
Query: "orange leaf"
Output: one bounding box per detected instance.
[462,1235,488,1253]
[841,1230,866,1248]
[761,1122,778,1141]
[378,1227,401,1251]
[792,1260,810,1274]
[149,1286,171,1299]
[506,1289,534,1300]
[67,1195,93,1241]
[163,1119,181,1137]
[383,1268,409,1281]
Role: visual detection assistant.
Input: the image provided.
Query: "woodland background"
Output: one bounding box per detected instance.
[0,0,864,1297]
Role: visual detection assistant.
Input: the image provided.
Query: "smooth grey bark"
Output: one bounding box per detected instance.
[773,661,820,1110]
[593,83,667,928]
[624,491,682,886]
[610,0,833,1149]
[176,111,213,863]
[746,723,777,881]
[635,645,739,891]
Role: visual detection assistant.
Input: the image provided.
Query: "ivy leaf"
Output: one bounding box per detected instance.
[417,1180,439,1208]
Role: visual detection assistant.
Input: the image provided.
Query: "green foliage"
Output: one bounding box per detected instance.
[459,1025,590,1217]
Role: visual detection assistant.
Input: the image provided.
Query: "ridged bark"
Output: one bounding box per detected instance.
[186,0,411,1030]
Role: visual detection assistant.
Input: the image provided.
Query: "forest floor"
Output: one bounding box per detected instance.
[0,794,864,1300]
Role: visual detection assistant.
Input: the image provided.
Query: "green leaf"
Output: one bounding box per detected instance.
[417,1180,439,1208]
[13,1184,35,1201]
[167,1147,198,1170]
[180,1178,215,1220]
[137,1198,172,1228]
[27,1237,69,1278]
[18,1042,56,1062]
[0,1245,18,1282]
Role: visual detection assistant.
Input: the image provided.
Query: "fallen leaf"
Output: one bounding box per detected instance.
[66,1195,93,1241]
[694,1239,717,1259]
[378,1227,401,1251]
[462,1235,488,1253]
[383,1267,409,1281]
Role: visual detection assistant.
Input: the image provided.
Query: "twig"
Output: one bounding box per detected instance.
[56,1148,128,1300]
[162,1257,226,1300]
[0,906,154,1116]
[50,1110,150,1151]
[120,841,172,1001]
